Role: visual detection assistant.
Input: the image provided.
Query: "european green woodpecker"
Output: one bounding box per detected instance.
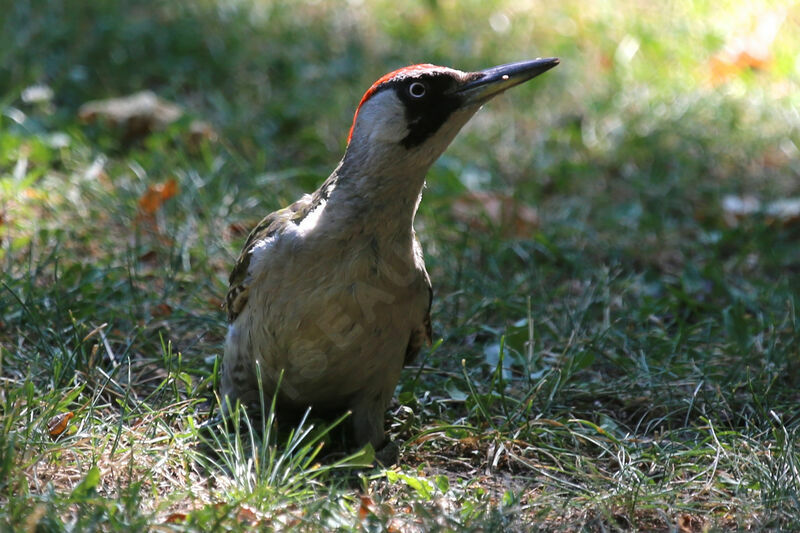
[221,58,559,450]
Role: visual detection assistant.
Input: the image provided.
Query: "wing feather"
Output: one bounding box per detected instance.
[225,193,317,321]
[404,235,433,365]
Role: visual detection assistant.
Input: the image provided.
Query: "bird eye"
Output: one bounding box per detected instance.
[408,82,427,98]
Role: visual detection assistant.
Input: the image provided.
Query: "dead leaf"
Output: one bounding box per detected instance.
[79,91,183,141]
[163,512,187,524]
[458,436,481,452]
[78,91,220,149]
[138,179,179,215]
[708,9,785,85]
[153,303,173,318]
[47,412,74,439]
[721,194,760,226]
[765,198,800,226]
[359,495,376,520]
[451,191,539,238]
[677,513,705,533]
[207,296,225,310]
[236,504,262,525]
[138,250,159,265]
[722,195,800,227]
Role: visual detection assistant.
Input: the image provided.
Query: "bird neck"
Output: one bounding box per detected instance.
[319,154,429,242]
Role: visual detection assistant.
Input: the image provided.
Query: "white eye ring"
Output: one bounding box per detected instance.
[408,81,426,98]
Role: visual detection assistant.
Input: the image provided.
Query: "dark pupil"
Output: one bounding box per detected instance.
[409,82,425,97]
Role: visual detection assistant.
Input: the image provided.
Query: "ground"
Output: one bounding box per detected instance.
[1,0,799,530]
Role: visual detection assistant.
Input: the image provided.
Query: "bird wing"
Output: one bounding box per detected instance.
[404,235,433,365]
[225,195,315,322]
[403,285,432,366]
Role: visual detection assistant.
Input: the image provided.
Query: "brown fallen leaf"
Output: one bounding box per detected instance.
[48,412,74,439]
[451,190,539,238]
[359,495,376,520]
[721,194,759,226]
[138,250,159,265]
[677,513,705,533]
[138,179,179,215]
[163,512,187,524]
[458,436,481,452]
[153,303,173,318]
[722,195,800,227]
[207,296,225,310]
[79,91,183,141]
[235,504,262,525]
[765,198,800,226]
[707,9,785,85]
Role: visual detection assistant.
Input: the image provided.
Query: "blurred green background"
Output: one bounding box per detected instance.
[3,0,800,434]
[4,0,797,366]
[1,0,800,528]
[3,0,797,178]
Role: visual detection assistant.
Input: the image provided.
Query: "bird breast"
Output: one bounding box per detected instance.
[231,222,429,408]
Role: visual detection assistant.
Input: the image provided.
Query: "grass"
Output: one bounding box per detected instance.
[2,0,800,529]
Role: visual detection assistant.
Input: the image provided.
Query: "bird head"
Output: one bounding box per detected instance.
[344,58,559,174]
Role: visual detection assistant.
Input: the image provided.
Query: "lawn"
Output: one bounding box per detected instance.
[2,0,799,530]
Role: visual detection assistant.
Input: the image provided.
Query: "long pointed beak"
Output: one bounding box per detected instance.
[456,58,560,103]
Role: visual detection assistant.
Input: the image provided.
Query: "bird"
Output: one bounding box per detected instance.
[221,57,559,451]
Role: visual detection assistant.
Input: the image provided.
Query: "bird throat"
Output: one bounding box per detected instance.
[316,159,427,243]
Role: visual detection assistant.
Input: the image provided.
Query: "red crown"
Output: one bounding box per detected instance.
[347,64,441,144]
